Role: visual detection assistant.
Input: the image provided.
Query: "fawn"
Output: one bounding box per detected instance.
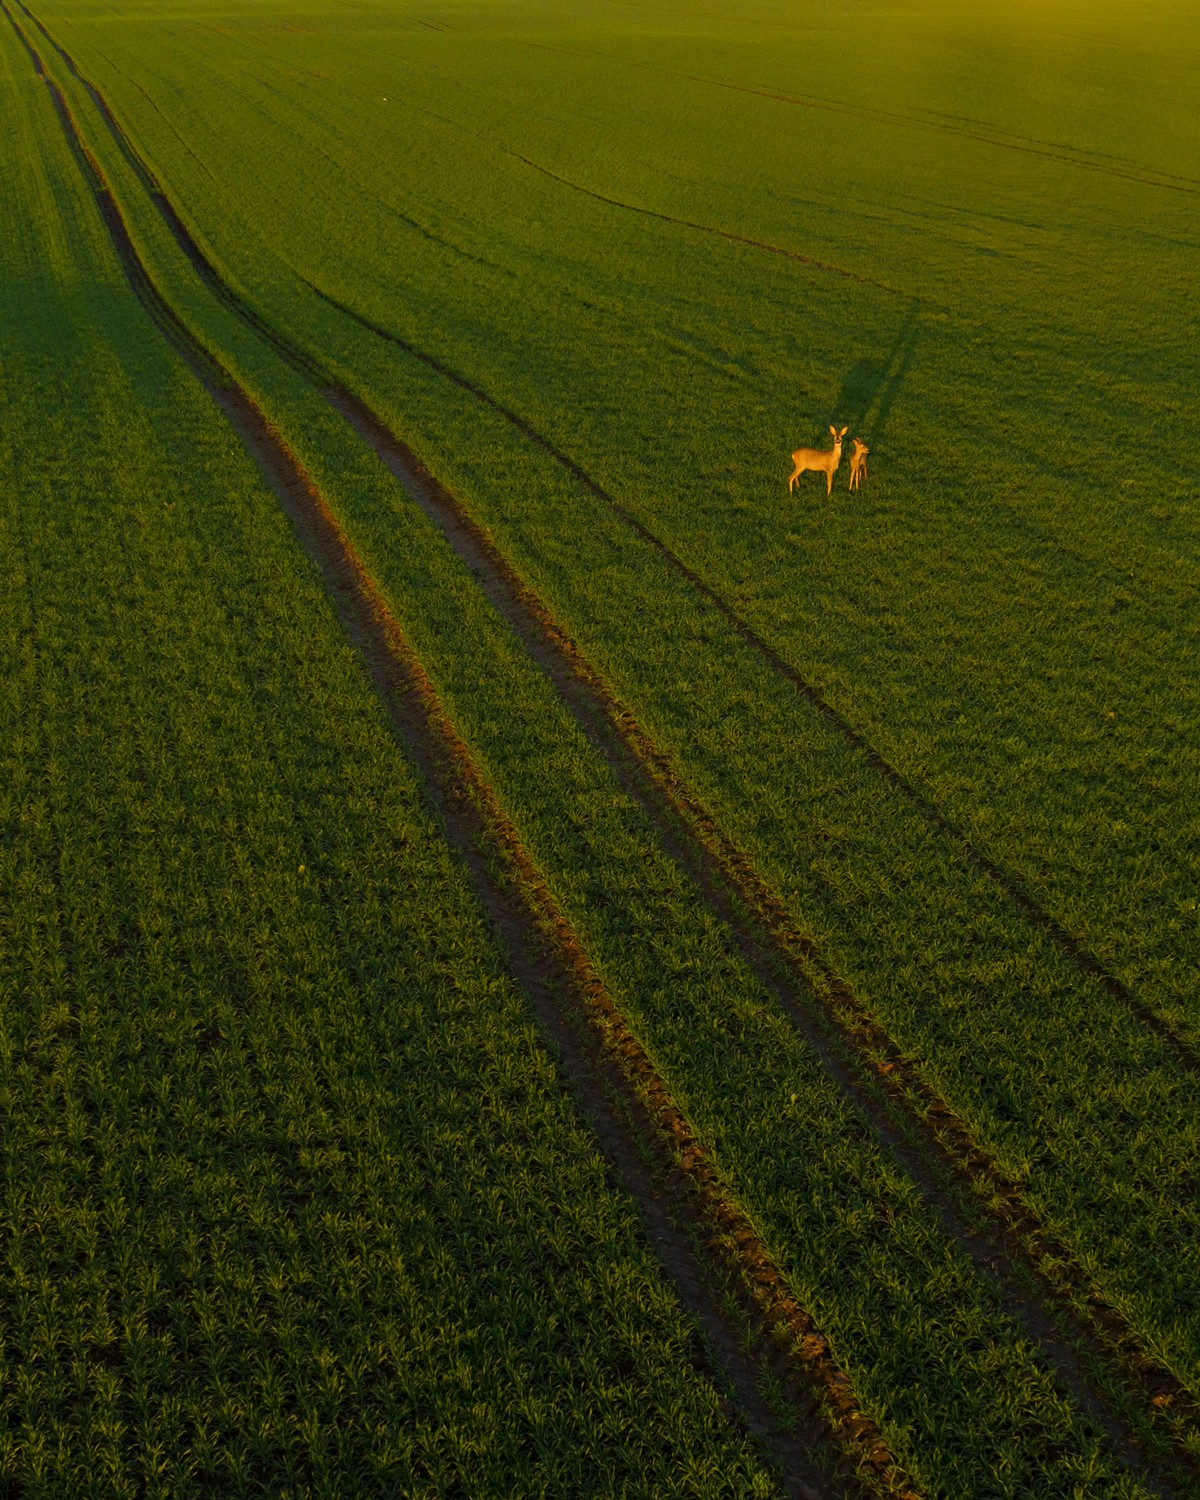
[789,425,847,495]
[848,438,868,491]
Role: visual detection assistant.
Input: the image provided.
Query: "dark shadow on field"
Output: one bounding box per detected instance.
[829,300,920,448]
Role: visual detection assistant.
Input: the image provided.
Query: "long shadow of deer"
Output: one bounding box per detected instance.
[828,299,920,454]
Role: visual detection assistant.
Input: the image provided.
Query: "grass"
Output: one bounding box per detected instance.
[83,0,1198,1035]
[22,29,1152,1495]
[0,21,784,1495]
[6,0,1200,1491]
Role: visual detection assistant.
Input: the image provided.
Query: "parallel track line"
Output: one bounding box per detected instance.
[5,10,903,1493]
[21,10,1198,1482]
[308,281,1200,1076]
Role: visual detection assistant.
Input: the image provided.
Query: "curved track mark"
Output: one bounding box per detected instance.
[299,280,1200,1488]
[686,74,1200,198]
[304,281,1200,1476]
[328,393,1184,1491]
[507,148,902,293]
[6,10,897,1494]
[305,282,1200,1078]
[519,36,1200,197]
[22,9,1197,1478]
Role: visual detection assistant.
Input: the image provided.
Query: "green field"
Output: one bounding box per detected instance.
[2,0,1198,1494]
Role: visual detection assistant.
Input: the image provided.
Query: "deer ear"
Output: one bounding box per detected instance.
[829,424,837,436]
[840,426,849,437]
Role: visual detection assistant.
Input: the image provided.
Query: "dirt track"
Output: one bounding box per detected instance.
[5,8,903,1493]
[11,3,1196,1488]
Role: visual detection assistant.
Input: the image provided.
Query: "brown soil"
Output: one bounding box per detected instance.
[7,10,897,1493]
[323,391,1186,1499]
[296,300,1197,1491]
[314,273,1200,1088]
[15,4,1195,1487]
[22,0,1200,1090]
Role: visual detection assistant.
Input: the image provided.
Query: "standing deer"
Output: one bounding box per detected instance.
[788,425,847,495]
[848,438,869,491]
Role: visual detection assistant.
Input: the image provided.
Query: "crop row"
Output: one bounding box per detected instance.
[15,3,1193,1494]
[43,0,1200,1442]
[54,0,1200,1039]
[0,20,785,1495]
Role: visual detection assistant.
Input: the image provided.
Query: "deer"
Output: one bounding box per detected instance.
[848,438,869,491]
[789,425,847,495]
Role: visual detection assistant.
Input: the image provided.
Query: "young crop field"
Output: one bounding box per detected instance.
[2,0,1197,1494]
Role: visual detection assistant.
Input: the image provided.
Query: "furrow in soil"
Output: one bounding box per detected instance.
[6,11,901,1492]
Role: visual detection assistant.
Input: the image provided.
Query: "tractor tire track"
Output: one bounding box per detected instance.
[62,1,1188,934]
[289,292,1200,1478]
[321,393,1184,1494]
[504,149,903,294]
[31,7,899,304]
[311,280,1200,1470]
[305,281,1200,1079]
[685,74,1200,198]
[518,37,1200,198]
[4,11,893,1496]
[286,290,1200,1486]
[20,10,1197,1484]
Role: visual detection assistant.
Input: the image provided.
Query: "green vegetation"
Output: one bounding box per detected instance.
[4,0,1199,1493]
[0,22,783,1496]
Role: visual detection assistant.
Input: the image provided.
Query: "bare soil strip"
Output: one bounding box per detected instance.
[304,326,1193,1490]
[307,275,1200,1475]
[35,1,1199,1094]
[325,396,1180,1486]
[18,2,328,380]
[221,252,1183,1480]
[6,13,898,1496]
[29,4,899,304]
[19,11,1196,1482]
